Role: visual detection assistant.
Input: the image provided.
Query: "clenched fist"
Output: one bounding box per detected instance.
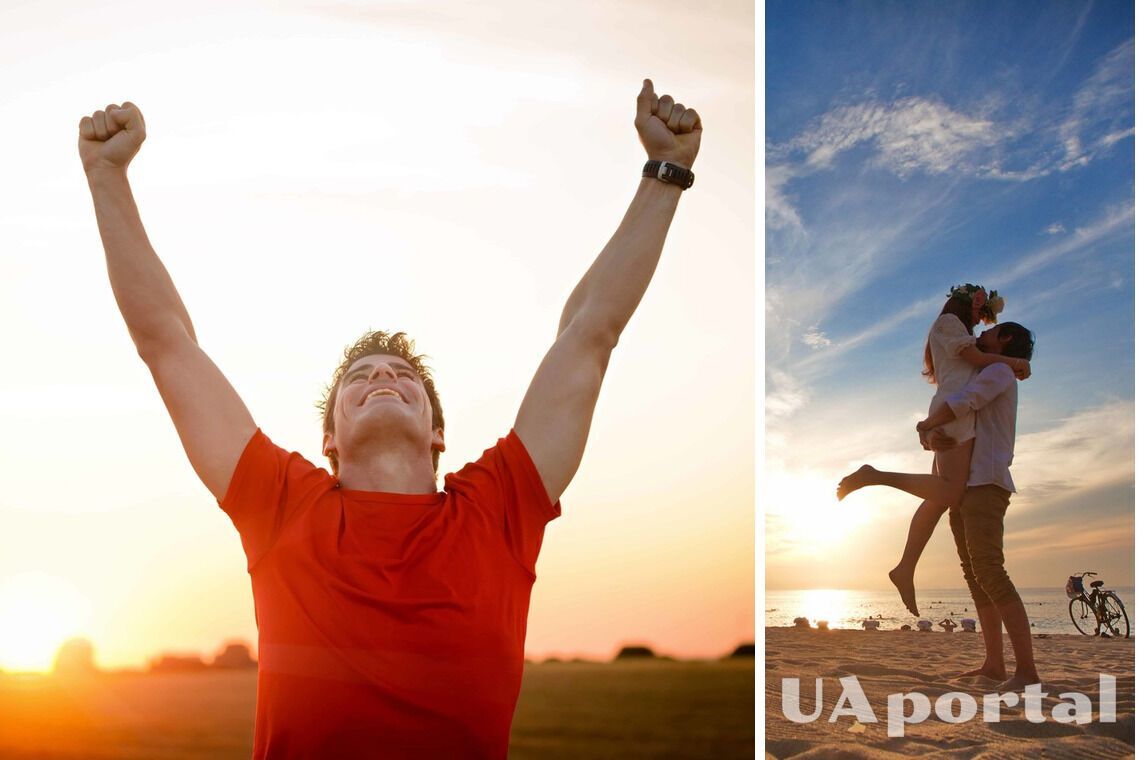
[635,79,702,169]
[78,102,146,175]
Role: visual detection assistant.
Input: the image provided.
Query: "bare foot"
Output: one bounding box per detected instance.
[888,566,919,617]
[837,464,876,500]
[957,665,1007,680]
[998,672,1041,693]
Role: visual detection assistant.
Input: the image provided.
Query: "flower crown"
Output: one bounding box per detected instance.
[948,283,1004,324]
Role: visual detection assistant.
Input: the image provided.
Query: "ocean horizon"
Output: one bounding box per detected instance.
[765,586,1136,635]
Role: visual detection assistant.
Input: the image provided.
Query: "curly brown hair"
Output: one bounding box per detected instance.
[316,330,444,475]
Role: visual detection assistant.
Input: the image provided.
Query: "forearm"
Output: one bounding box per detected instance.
[961,346,1021,372]
[919,403,957,430]
[558,177,683,340]
[86,169,197,352]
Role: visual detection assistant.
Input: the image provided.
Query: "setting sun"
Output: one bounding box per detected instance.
[765,468,872,551]
[796,588,856,628]
[0,573,91,673]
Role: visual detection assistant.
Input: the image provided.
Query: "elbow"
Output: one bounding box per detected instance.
[133,334,167,364]
[559,304,622,350]
[560,313,621,352]
[132,324,196,364]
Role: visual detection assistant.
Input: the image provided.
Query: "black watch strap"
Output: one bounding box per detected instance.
[643,160,694,190]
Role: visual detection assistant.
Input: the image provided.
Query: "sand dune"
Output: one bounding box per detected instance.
[765,627,1133,758]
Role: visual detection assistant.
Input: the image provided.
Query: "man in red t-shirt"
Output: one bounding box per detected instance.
[79,80,702,758]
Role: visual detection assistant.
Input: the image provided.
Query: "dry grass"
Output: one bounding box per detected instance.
[512,659,754,758]
[0,659,753,758]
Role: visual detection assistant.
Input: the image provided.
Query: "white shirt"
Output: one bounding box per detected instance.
[927,313,981,444]
[946,363,1018,493]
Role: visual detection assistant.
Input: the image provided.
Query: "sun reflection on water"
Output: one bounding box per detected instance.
[798,588,857,628]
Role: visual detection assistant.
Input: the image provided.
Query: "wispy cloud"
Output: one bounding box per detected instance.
[1047,1,1095,77]
[783,198,1134,381]
[765,180,961,365]
[765,369,809,419]
[994,200,1133,284]
[1058,38,1135,171]
[765,164,805,236]
[801,327,831,350]
[779,96,1001,178]
[767,38,1135,238]
[793,295,940,377]
[1006,514,1133,558]
[764,96,1000,240]
[1014,400,1134,511]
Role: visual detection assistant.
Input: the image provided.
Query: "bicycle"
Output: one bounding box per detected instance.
[1067,571,1130,638]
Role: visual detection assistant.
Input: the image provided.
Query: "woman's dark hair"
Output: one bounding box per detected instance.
[923,296,975,383]
[997,322,1035,361]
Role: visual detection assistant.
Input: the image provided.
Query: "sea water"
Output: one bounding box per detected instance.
[765,587,1136,635]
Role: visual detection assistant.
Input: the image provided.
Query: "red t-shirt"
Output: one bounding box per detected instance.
[219,428,560,759]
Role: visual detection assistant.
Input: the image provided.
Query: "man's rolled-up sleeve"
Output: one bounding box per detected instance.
[947,363,1016,419]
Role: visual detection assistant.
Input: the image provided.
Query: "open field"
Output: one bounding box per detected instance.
[0,659,753,759]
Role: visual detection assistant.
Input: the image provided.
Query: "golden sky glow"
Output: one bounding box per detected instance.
[1,0,754,670]
[0,573,91,672]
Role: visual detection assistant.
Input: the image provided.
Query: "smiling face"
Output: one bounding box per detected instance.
[318,331,446,476]
[340,355,425,414]
[322,353,445,476]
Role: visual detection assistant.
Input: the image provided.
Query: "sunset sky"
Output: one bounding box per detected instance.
[0,0,753,672]
[766,3,1134,593]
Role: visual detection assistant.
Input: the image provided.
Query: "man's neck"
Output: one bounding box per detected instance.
[336,446,437,494]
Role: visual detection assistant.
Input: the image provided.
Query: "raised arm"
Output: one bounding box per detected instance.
[79,103,255,500]
[514,80,701,503]
[959,344,1030,380]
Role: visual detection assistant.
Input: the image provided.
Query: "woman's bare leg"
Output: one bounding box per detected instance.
[838,458,964,503]
[886,441,974,616]
[888,500,945,616]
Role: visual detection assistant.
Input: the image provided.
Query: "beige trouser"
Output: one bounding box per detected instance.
[948,484,1022,608]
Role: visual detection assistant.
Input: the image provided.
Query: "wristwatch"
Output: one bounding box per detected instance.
[643,160,694,190]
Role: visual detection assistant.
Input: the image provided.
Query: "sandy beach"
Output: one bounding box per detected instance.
[765,627,1134,758]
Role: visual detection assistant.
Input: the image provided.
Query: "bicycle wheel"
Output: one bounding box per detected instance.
[1101,593,1130,638]
[1070,597,1097,635]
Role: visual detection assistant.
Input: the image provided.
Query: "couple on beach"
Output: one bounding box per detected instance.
[838,284,1040,692]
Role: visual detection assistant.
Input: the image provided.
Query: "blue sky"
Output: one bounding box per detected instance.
[765,2,1134,591]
